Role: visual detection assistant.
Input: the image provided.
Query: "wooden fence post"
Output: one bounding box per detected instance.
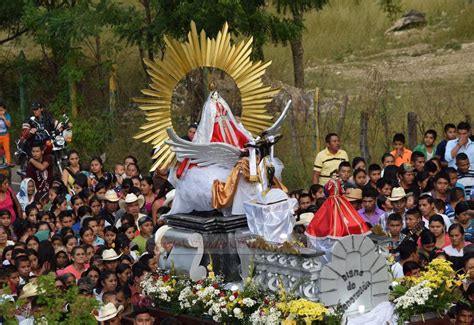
[360,111,369,163]
[18,51,27,119]
[314,87,321,153]
[407,112,418,149]
[109,63,118,114]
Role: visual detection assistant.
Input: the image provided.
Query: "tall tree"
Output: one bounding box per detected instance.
[271,0,328,89]
[114,0,271,75]
[13,0,123,112]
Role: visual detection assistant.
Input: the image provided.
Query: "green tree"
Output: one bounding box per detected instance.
[114,0,271,75]
[0,1,28,45]
[11,0,124,113]
[271,0,328,89]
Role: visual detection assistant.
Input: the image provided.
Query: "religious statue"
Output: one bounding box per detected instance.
[166,92,291,216]
[133,22,291,217]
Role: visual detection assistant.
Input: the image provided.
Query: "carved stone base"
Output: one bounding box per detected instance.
[164,213,249,282]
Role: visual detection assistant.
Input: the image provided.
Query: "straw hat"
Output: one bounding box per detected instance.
[162,189,176,207]
[104,190,120,202]
[387,187,407,201]
[19,282,39,299]
[101,248,122,261]
[154,225,171,251]
[93,303,124,321]
[119,193,145,210]
[295,212,314,226]
[344,188,362,202]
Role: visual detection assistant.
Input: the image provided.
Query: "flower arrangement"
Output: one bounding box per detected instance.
[140,259,343,324]
[278,298,329,324]
[390,258,465,324]
[140,267,189,313]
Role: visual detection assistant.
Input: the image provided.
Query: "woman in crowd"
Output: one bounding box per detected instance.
[0,174,22,222]
[140,177,155,216]
[429,215,451,248]
[57,246,89,279]
[16,178,37,212]
[50,195,67,218]
[62,150,82,194]
[444,224,469,257]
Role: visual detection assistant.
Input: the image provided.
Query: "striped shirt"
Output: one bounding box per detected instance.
[313,148,348,185]
[458,169,474,197]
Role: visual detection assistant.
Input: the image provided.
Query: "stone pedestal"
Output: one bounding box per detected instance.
[166,213,248,282]
[246,235,390,315]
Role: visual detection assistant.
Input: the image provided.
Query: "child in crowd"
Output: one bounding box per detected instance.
[387,213,405,251]
[365,164,382,191]
[391,133,412,167]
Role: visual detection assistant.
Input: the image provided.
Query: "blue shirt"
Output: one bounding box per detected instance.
[465,220,474,243]
[0,113,11,135]
[445,138,474,170]
[435,139,448,163]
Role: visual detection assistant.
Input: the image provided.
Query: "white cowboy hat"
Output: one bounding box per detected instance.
[154,225,171,252]
[344,188,362,202]
[19,282,39,299]
[387,187,407,201]
[295,212,314,226]
[94,303,124,322]
[104,190,120,202]
[101,248,122,261]
[119,193,145,210]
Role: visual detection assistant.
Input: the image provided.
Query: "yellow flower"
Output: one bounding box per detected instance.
[282,319,297,325]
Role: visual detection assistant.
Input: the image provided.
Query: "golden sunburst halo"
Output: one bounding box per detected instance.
[133,21,279,171]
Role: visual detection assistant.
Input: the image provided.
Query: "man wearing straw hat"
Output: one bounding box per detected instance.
[93,302,123,325]
[116,193,146,228]
[100,190,120,226]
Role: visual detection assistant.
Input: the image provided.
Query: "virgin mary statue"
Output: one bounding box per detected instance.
[193,90,253,148]
[167,91,256,216]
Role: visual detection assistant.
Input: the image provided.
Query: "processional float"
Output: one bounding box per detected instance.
[133,21,390,316]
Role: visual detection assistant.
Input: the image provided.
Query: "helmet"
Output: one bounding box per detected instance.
[31,101,43,110]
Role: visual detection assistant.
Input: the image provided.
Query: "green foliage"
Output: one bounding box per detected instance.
[377,0,402,22]
[70,113,114,160]
[0,274,97,324]
[113,0,271,60]
[444,40,462,51]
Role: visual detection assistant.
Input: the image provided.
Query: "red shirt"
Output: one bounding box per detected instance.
[0,187,17,222]
[26,154,53,192]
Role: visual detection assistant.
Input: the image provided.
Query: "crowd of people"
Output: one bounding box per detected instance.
[0,99,473,324]
[0,102,178,324]
[296,121,473,323]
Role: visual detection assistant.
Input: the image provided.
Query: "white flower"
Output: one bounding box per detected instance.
[229,295,235,302]
[242,297,256,307]
[394,281,433,310]
[233,307,243,319]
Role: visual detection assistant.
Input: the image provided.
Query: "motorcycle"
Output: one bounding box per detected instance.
[15,114,73,178]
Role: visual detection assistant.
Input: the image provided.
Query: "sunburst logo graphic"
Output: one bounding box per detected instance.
[134,21,279,171]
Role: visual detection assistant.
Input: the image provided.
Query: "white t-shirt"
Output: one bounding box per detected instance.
[391,262,404,279]
[423,214,451,229]
[443,245,464,257]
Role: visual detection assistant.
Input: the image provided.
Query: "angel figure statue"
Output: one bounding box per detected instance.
[166,91,291,217]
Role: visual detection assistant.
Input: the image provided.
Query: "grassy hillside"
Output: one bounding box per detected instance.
[263,0,474,189]
[1,0,473,190]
